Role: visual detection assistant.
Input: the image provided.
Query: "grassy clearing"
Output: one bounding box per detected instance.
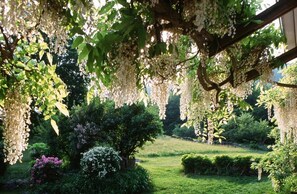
[0,150,31,182]
[136,136,275,194]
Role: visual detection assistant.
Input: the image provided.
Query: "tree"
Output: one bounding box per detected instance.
[2,0,297,162]
[163,95,184,135]
[55,40,89,108]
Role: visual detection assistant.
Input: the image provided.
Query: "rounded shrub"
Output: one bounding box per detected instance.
[182,154,213,174]
[172,126,196,139]
[214,155,233,175]
[31,155,63,184]
[80,146,121,178]
[28,142,49,160]
[182,154,260,176]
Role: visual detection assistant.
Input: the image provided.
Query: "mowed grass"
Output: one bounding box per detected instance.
[0,150,31,182]
[136,136,275,194]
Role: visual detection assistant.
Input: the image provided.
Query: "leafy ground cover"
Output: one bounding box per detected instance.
[136,136,275,194]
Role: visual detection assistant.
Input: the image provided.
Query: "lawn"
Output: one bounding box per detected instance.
[136,136,275,194]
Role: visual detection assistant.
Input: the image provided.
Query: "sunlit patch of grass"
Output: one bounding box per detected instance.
[136,136,274,194]
[137,136,266,158]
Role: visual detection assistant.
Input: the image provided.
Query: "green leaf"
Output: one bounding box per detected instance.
[98,1,116,15]
[50,119,59,135]
[39,50,45,60]
[47,53,53,65]
[137,24,147,48]
[108,10,117,21]
[72,36,84,48]
[93,47,103,65]
[71,26,85,35]
[86,49,95,72]
[117,0,129,6]
[55,102,69,117]
[78,44,92,61]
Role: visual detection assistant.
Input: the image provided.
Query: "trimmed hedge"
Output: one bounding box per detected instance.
[181,154,261,176]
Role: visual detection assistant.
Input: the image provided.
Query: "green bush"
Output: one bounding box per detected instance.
[29,142,49,160]
[181,154,213,174]
[256,142,297,192]
[283,174,297,193]
[222,113,273,144]
[213,155,233,175]
[30,166,152,194]
[182,154,259,176]
[172,126,196,139]
[42,99,162,169]
[80,146,121,179]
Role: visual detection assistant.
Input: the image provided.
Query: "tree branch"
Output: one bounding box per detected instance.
[274,81,297,88]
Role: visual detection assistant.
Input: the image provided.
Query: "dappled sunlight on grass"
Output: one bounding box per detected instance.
[136,136,274,194]
[137,136,266,158]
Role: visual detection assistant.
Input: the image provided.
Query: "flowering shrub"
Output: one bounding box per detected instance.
[31,155,63,184]
[80,146,121,179]
[74,122,100,150]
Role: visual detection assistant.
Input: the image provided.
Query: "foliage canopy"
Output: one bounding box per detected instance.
[1,0,296,163]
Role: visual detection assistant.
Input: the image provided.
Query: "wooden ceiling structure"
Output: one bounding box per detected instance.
[206,0,297,83]
[209,0,297,61]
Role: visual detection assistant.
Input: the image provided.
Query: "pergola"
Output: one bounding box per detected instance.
[282,5,297,50]
[205,0,297,84]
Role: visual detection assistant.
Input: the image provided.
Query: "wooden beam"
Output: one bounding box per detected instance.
[209,0,297,56]
[244,46,297,83]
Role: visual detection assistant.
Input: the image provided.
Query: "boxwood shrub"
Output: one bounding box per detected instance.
[182,154,261,176]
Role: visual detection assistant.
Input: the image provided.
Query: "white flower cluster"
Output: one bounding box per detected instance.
[3,87,32,164]
[230,81,253,99]
[255,49,273,84]
[0,0,68,51]
[233,47,269,87]
[109,42,140,108]
[0,0,93,52]
[179,74,215,126]
[150,80,169,119]
[80,146,121,179]
[179,74,193,121]
[182,0,207,32]
[274,89,297,143]
[182,0,236,36]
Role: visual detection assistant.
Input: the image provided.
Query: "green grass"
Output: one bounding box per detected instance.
[136,136,275,194]
[0,150,31,182]
[0,150,31,194]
